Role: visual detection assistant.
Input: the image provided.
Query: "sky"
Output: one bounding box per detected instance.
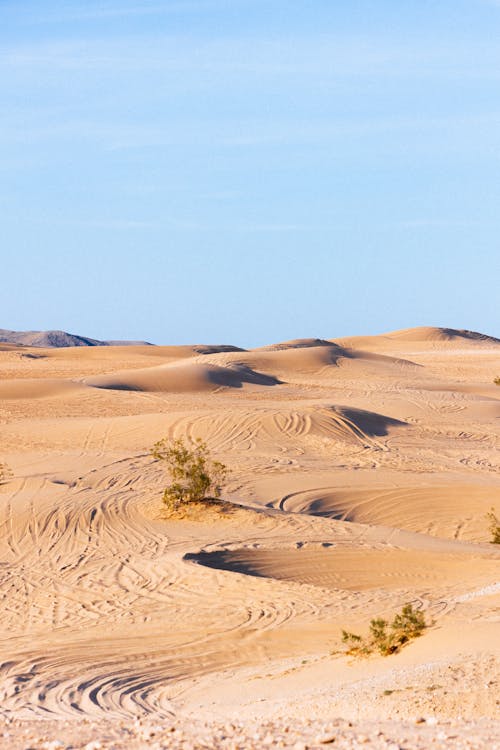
[1,0,499,347]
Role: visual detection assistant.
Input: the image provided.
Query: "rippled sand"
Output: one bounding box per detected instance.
[0,327,499,746]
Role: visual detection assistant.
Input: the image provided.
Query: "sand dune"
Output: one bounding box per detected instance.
[30,342,242,362]
[189,545,499,592]
[0,377,85,399]
[254,337,335,351]
[0,329,499,737]
[143,403,405,453]
[201,343,421,385]
[336,325,500,352]
[273,485,500,541]
[86,361,281,392]
[385,326,500,344]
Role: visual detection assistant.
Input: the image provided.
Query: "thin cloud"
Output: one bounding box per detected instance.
[84,219,157,229]
[396,219,497,229]
[20,0,247,24]
[3,112,500,152]
[5,33,500,79]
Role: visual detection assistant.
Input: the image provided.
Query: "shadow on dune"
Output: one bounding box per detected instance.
[335,407,407,437]
[184,545,474,592]
[193,344,247,354]
[87,361,282,393]
[184,550,262,577]
[253,337,335,351]
[206,364,281,388]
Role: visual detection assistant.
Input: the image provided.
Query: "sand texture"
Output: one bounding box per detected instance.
[0,326,499,748]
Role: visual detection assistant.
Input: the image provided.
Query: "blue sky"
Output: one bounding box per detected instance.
[1,0,499,346]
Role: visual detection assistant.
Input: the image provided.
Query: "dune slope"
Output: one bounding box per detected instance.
[0,328,499,741]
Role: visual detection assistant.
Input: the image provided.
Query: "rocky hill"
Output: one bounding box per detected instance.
[0,329,153,348]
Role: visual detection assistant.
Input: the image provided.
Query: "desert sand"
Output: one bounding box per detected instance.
[0,327,499,748]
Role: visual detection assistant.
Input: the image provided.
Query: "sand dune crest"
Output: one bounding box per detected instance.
[85,360,281,392]
[0,329,499,732]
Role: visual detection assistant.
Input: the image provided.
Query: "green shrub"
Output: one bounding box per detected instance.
[341,603,427,658]
[486,508,500,544]
[151,437,228,512]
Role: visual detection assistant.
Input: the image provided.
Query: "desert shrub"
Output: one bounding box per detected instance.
[0,461,12,486]
[341,603,427,658]
[151,437,228,512]
[486,508,500,544]
[494,377,500,385]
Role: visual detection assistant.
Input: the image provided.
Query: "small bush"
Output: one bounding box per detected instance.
[486,507,500,544]
[341,603,427,658]
[151,437,228,513]
[494,377,500,385]
[0,462,12,486]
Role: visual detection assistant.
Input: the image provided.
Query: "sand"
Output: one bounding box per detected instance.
[0,327,499,748]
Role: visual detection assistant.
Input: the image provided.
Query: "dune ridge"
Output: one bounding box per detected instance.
[336,325,500,352]
[384,326,500,343]
[0,326,499,745]
[85,361,282,393]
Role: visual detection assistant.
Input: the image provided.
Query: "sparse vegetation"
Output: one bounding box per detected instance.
[151,437,228,513]
[494,377,500,385]
[341,603,427,657]
[0,461,12,486]
[486,507,500,544]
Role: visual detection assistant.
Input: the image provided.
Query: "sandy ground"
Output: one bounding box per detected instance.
[0,327,499,748]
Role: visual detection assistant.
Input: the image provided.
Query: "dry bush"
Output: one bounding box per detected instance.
[0,461,12,486]
[486,507,500,544]
[151,437,228,513]
[0,461,12,484]
[494,377,500,385]
[341,603,427,658]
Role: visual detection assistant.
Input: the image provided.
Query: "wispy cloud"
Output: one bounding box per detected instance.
[396,219,497,229]
[233,223,311,232]
[3,112,500,153]
[20,213,318,233]
[83,219,157,229]
[22,216,159,230]
[20,0,246,24]
[4,32,500,78]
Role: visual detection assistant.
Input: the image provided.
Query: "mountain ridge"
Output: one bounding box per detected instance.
[0,329,153,348]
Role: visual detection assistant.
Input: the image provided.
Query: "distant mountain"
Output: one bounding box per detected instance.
[0,329,153,348]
